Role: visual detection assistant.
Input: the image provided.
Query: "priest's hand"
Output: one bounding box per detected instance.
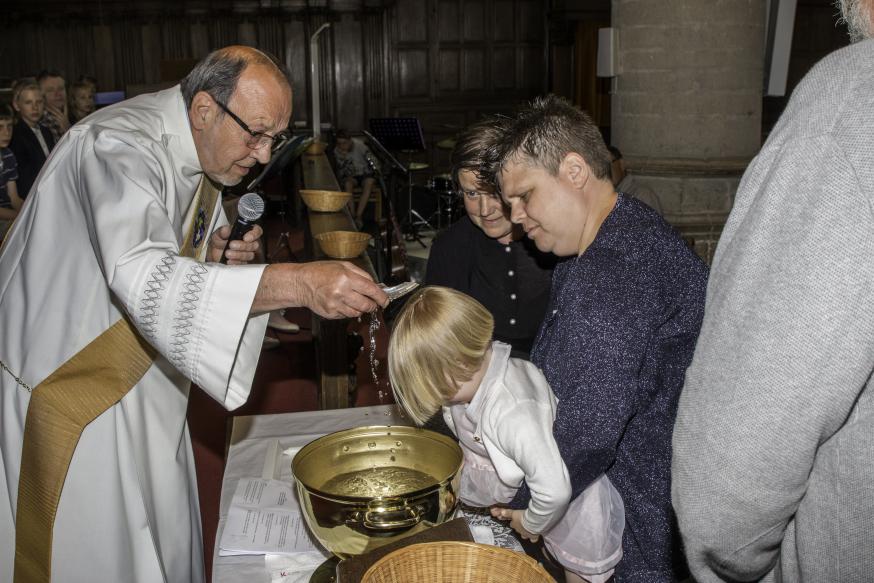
[208,225,263,264]
[253,262,389,319]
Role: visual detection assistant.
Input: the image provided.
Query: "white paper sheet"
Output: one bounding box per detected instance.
[218,478,327,557]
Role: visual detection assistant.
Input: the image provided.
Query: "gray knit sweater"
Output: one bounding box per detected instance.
[673,39,874,582]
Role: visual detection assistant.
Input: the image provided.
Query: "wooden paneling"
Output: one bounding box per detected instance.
[396,0,428,42]
[333,13,366,132]
[492,47,516,89]
[462,48,486,91]
[385,0,547,173]
[463,1,485,40]
[396,49,430,98]
[438,0,461,42]
[0,0,547,172]
[438,49,461,92]
[493,1,515,42]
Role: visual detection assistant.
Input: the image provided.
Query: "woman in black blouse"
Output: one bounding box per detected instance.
[425,119,557,360]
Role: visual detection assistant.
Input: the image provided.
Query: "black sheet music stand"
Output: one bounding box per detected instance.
[368,118,433,246]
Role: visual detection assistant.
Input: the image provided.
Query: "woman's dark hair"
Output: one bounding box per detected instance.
[449,116,509,192]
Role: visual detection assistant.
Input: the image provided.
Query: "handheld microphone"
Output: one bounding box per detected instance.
[220,192,265,264]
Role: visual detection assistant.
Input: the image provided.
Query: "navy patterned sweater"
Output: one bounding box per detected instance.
[510,194,708,582]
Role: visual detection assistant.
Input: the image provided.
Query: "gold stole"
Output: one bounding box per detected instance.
[13,177,221,583]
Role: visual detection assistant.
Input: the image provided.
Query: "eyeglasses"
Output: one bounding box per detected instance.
[214,99,291,152]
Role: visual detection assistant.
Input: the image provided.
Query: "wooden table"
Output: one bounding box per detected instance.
[299,153,377,410]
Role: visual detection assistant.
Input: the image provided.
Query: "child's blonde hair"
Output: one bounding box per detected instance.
[388,286,494,425]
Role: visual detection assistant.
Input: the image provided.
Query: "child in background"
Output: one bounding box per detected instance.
[0,104,23,240]
[388,286,625,583]
[333,130,377,228]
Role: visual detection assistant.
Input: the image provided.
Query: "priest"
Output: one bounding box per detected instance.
[0,46,387,582]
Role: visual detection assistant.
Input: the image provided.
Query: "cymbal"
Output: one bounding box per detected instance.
[409,162,430,171]
[436,138,457,150]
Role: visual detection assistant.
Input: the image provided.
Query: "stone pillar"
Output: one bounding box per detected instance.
[611,0,766,261]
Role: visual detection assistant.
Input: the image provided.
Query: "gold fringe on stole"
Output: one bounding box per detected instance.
[13,176,220,582]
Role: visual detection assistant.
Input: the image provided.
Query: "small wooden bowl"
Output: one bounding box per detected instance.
[305,140,327,155]
[300,189,352,212]
[315,231,372,259]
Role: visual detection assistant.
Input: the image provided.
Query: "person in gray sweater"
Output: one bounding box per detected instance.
[672,5,874,581]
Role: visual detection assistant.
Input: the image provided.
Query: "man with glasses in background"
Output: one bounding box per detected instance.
[0,46,387,583]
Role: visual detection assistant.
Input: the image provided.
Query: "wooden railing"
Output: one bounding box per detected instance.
[300,152,376,409]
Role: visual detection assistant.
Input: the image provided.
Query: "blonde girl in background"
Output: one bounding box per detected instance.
[388,286,625,583]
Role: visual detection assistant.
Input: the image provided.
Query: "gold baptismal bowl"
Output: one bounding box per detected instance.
[292,426,463,559]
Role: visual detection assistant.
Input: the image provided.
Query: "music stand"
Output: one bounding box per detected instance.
[368,118,433,246]
[362,130,407,175]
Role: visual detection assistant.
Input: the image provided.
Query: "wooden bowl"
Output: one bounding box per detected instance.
[300,189,352,212]
[361,542,555,583]
[315,231,372,259]
[305,140,327,155]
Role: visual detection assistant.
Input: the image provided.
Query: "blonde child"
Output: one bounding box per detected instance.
[388,286,624,583]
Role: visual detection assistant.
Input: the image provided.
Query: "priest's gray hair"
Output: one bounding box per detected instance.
[836,0,874,42]
[180,46,292,110]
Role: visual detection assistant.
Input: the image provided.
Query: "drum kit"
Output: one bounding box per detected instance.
[400,135,462,233]
[424,173,460,230]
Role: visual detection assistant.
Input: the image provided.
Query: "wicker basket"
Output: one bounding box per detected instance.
[305,140,327,155]
[360,542,556,583]
[315,230,372,259]
[300,189,352,212]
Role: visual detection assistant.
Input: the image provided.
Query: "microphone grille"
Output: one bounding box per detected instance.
[237,193,265,222]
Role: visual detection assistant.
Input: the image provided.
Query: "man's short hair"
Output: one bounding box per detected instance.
[180,46,292,110]
[0,104,13,121]
[607,145,623,163]
[36,70,65,84]
[487,94,612,182]
[388,286,494,425]
[450,116,509,192]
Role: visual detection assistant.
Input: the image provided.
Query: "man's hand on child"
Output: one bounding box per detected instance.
[490,507,540,542]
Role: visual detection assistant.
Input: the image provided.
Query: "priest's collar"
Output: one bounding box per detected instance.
[158,85,202,182]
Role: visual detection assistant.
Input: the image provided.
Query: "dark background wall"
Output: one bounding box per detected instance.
[0,0,850,170]
[0,0,551,171]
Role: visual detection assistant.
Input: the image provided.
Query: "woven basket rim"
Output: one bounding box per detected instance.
[360,541,555,583]
[300,189,350,196]
[300,189,351,212]
[315,230,372,242]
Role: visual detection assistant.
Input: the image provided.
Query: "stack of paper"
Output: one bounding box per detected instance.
[218,477,328,557]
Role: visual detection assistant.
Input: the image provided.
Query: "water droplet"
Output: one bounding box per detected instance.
[395,441,402,447]
[390,456,396,462]
[368,442,376,448]
[342,445,350,452]
[390,448,395,454]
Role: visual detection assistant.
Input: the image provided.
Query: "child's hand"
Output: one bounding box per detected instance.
[490,507,540,542]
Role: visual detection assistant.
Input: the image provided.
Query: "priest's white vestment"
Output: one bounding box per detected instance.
[0,86,268,582]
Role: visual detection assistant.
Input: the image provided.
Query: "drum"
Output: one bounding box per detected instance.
[427,174,455,194]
